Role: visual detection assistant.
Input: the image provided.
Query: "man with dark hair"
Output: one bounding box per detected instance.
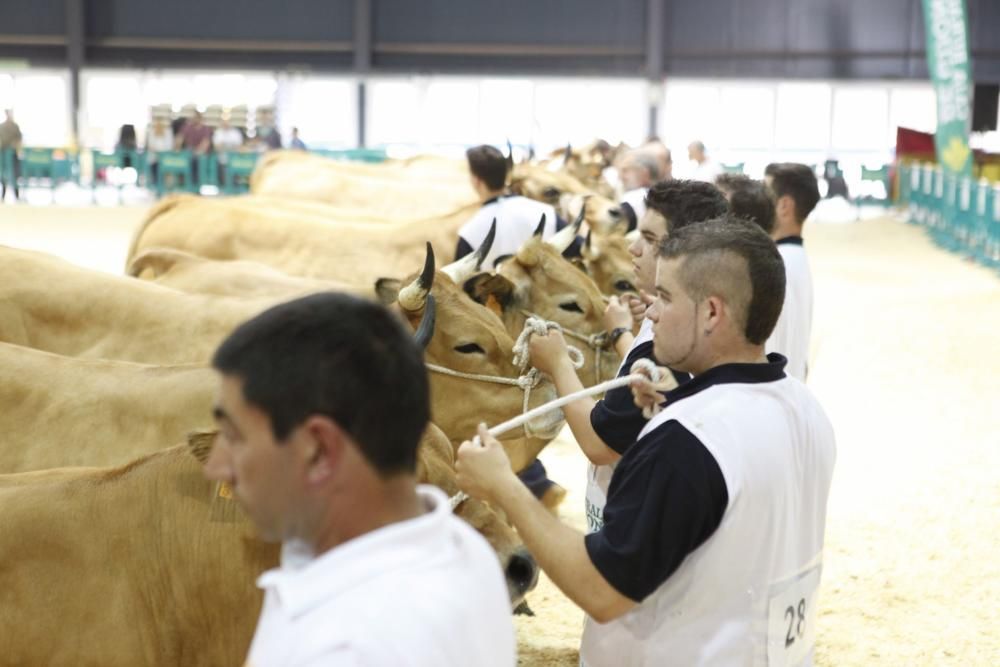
[764,162,821,380]
[204,292,515,667]
[715,173,776,234]
[457,216,836,666]
[526,179,727,535]
[456,144,558,267]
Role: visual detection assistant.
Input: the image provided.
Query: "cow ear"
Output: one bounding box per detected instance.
[375,278,402,305]
[187,429,219,464]
[463,273,515,313]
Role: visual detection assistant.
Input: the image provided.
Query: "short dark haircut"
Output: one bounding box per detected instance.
[658,215,785,345]
[766,162,820,224]
[716,175,776,234]
[644,179,729,232]
[213,293,430,476]
[466,144,509,191]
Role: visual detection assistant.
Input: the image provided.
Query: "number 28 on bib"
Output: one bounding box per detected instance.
[767,565,821,667]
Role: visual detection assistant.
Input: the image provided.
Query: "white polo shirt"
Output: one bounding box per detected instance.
[246,485,516,667]
[457,195,558,268]
[766,237,814,381]
[620,188,648,229]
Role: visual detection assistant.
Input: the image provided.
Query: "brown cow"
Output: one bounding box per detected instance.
[0,244,561,457]
[126,196,480,288]
[0,425,536,667]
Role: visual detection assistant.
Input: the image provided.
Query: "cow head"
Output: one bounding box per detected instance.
[376,244,564,461]
[508,163,623,234]
[190,425,539,608]
[462,222,621,387]
[416,423,538,606]
[579,231,638,298]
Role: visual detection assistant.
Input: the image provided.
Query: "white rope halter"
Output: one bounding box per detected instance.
[426,317,581,443]
[520,310,612,386]
[448,357,666,511]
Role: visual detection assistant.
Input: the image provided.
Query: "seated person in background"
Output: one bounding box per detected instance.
[290,127,307,150]
[455,144,560,268]
[212,115,244,185]
[145,116,174,187]
[176,111,212,155]
[763,162,821,381]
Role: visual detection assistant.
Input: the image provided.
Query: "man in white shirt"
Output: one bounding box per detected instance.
[213,115,245,187]
[688,140,721,183]
[618,150,661,232]
[203,292,516,667]
[457,216,836,666]
[455,144,559,268]
[764,162,821,381]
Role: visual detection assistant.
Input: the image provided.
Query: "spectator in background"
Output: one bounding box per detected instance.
[177,110,212,155]
[254,114,282,151]
[618,150,660,233]
[145,116,174,188]
[213,115,244,186]
[116,124,138,170]
[688,140,721,183]
[640,137,673,182]
[0,109,23,202]
[290,127,307,150]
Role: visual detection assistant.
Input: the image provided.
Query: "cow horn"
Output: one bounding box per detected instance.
[442,219,496,283]
[532,213,547,238]
[582,229,600,260]
[546,205,584,254]
[398,243,435,312]
[412,294,437,350]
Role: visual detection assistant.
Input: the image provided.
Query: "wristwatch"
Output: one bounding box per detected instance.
[609,327,631,346]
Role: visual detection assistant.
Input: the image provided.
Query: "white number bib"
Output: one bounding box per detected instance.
[767,564,821,667]
[584,463,615,534]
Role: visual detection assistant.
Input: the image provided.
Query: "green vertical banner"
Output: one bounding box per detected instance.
[922,0,974,177]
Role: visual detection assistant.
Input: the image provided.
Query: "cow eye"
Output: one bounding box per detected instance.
[559,301,584,313]
[542,186,560,199]
[614,280,635,292]
[454,343,486,354]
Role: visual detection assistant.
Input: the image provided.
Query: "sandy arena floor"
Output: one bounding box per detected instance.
[1,202,997,665]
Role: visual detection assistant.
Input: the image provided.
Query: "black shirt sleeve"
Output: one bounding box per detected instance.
[590,341,655,453]
[454,237,474,261]
[584,420,729,602]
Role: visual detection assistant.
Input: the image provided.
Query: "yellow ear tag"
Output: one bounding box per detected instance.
[217,482,233,500]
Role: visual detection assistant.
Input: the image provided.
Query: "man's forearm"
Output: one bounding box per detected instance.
[493,475,635,623]
[613,331,634,359]
[549,363,620,466]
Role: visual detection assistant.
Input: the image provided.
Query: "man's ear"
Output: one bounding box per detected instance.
[704,295,725,335]
[300,415,347,485]
[463,273,515,316]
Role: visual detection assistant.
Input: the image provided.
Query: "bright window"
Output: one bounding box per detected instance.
[832,87,890,151]
[775,83,832,150]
